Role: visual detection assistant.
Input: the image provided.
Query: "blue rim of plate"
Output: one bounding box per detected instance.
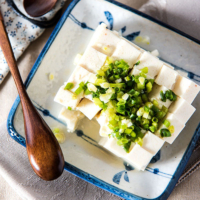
[7,0,200,199]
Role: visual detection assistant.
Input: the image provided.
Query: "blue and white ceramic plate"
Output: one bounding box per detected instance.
[7,0,200,199]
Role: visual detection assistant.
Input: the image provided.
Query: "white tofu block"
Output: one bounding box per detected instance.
[95,111,106,126]
[155,65,178,89]
[125,143,153,171]
[121,37,145,52]
[77,98,101,120]
[100,137,127,157]
[58,107,84,132]
[89,23,121,56]
[67,65,93,93]
[142,131,164,155]
[79,47,107,73]
[135,52,163,78]
[172,75,200,104]
[54,85,81,109]
[156,113,185,144]
[112,39,141,68]
[129,67,154,80]
[149,84,172,108]
[169,97,196,124]
[99,123,112,137]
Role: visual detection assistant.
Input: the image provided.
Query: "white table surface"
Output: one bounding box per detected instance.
[0,0,200,199]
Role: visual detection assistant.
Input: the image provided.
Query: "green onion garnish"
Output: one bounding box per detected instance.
[64,82,74,90]
[160,128,171,137]
[163,119,170,127]
[68,106,72,110]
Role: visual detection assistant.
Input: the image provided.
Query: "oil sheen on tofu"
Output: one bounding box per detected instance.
[54,23,200,171]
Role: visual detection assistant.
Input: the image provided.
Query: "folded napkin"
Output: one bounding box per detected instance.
[0,0,67,85]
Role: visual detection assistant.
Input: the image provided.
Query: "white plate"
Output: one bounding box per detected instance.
[8,0,200,199]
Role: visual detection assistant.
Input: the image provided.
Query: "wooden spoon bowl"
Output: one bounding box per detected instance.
[23,0,58,17]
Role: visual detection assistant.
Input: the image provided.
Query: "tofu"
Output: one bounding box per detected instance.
[54,85,81,109]
[149,84,172,108]
[99,123,112,137]
[129,67,154,80]
[135,52,163,78]
[67,65,93,93]
[155,65,178,89]
[58,107,84,132]
[112,39,141,68]
[77,98,101,120]
[99,137,127,157]
[95,111,106,126]
[89,23,121,56]
[125,143,153,171]
[79,47,107,73]
[156,113,185,144]
[142,131,164,155]
[169,97,196,124]
[172,75,200,104]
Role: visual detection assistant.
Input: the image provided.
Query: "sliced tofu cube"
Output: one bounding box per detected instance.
[149,84,172,108]
[125,143,153,171]
[172,75,200,104]
[99,137,127,157]
[67,65,94,93]
[58,107,84,132]
[89,23,121,56]
[79,47,107,73]
[156,113,185,144]
[169,97,196,124]
[112,39,141,68]
[54,85,81,109]
[99,123,112,137]
[95,111,106,126]
[129,67,154,80]
[135,52,163,78]
[77,98,101,120]
[155,65,178,89]
[142,131,164,155]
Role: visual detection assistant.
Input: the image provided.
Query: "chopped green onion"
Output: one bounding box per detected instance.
[169,125,175,133]
[146,82,153,93]
[160,128,171,137]
[160,91,166,102]
[152,99,159,107]
[68,106,72,110]
[135,60,140,65]
[149,126,156,133]
[64,82,74,90]
[85,88,92,95]
[139,77,145,85]
[141,67,148,74]
[97,70,105,76]
[152,117,158,123]
[163,119,170,128]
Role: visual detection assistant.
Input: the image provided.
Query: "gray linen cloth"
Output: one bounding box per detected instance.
[0,0,200,199]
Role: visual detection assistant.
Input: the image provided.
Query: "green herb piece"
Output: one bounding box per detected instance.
[146,82,153,93]
[64,82,74,90]
[160,128,171,137]
[135,60,140,65]
[141,67,148,74]
[67,106,72,110]
[169,125,175,133]
[163,119,170,127]
[149,126,156,133]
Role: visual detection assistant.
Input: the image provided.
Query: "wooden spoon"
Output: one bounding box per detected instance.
[0,11,65,181]
[23,0,58,17]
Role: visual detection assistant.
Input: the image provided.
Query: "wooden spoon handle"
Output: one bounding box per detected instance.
[0,12,65,180]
